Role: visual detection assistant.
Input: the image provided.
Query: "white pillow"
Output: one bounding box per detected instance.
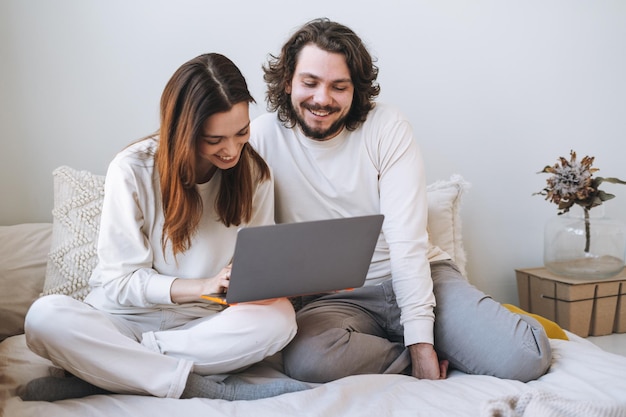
[0,223,52,341]
[38,166,469,301]
[42,166,105,301]
[426,175,469,278]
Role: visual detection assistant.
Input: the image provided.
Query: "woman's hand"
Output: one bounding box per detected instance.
[170,265,232,304]
[201,264,232,295]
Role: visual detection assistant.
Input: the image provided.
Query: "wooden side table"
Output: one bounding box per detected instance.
[515,267,626,337]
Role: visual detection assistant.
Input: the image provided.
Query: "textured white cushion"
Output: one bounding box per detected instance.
[427,175,469,278]
[42,166,105,300]
[0,223,52,341]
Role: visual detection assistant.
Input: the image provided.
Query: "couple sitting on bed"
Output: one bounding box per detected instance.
[21,18,551,402]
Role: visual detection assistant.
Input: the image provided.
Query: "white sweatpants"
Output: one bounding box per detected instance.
[24,294,297,398]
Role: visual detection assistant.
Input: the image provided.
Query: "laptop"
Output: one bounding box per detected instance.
[201,214,384,305]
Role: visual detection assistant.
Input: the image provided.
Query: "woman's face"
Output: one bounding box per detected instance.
[196,101,250,182]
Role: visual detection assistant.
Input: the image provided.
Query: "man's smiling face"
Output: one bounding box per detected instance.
[287,44,354,141]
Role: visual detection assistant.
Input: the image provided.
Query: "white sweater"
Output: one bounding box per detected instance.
[250,103,449,346]
[85,138,275,313]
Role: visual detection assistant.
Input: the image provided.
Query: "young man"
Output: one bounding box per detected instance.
[250,18,551,383]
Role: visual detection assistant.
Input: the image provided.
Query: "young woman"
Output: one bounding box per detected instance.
[22,53,306,401]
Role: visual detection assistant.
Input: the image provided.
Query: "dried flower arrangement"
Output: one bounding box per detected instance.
[535,150,626,253]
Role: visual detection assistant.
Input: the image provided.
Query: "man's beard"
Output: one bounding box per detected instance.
[293,104,348,141]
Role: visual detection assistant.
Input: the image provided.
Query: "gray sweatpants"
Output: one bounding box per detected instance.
[25,295,297,397]
[282,260,551,383]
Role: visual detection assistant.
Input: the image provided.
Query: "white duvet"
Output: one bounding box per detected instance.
[2,333,625,417]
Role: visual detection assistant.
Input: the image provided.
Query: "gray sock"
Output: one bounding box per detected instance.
[181,373,310,401]
[20,375,111,402]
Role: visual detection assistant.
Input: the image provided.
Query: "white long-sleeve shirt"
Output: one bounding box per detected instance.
[85,138,275,313]
[250,103,449,346]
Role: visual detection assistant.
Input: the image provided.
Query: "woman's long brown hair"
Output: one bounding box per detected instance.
[155,53,269,257]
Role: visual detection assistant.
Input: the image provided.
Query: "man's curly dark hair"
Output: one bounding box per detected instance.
[263,18,380,131]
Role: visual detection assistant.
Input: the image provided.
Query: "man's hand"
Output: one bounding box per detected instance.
[408,343,448,380]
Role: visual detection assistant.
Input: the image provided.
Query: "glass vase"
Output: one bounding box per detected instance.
[544,205,626,279]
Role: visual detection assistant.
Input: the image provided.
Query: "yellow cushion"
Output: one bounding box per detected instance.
[503,304,569,340]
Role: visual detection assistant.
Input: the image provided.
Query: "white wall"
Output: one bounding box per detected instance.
[1,0,625,304]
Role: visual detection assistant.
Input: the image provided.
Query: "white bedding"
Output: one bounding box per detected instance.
[2,332,626,417]
[2,179,625,416]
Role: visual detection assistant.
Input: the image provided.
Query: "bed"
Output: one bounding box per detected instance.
[1,167,626,417]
